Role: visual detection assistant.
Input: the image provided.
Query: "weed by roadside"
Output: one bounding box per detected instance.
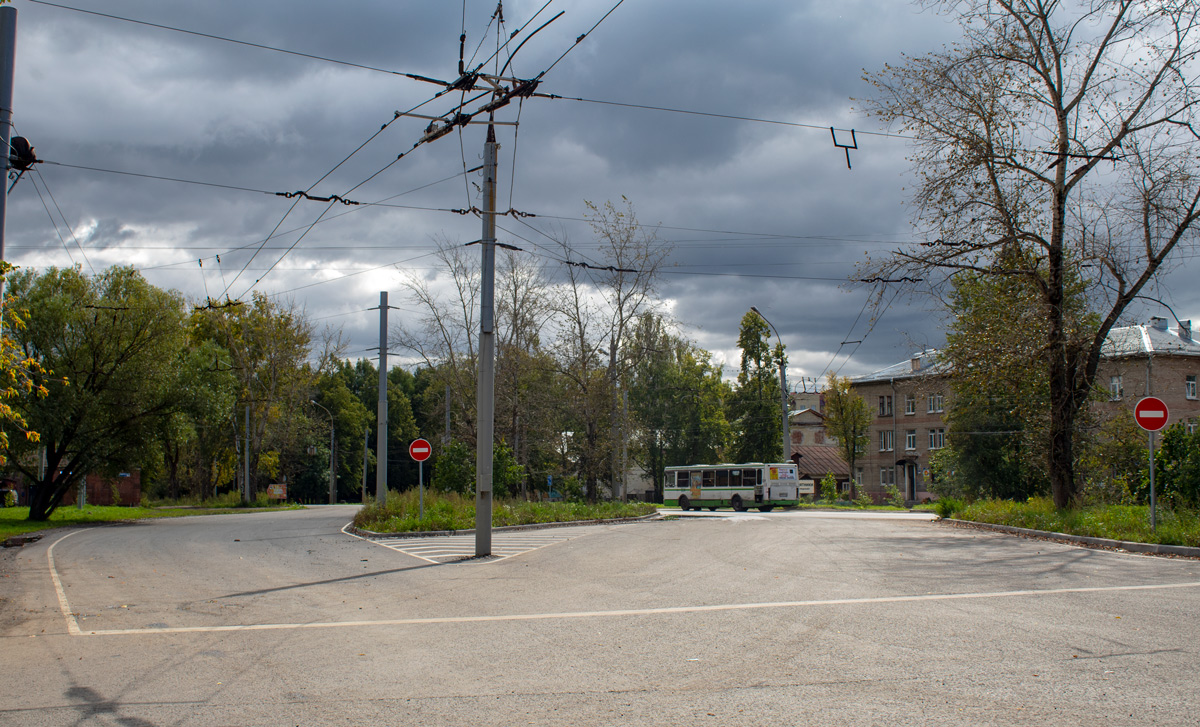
[954,497,1200,547]
[353,489,657,533]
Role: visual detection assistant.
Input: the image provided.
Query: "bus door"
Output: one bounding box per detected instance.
[689,471,702,500]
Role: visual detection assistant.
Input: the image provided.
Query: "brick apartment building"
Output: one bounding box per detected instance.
[849,317,1200,503]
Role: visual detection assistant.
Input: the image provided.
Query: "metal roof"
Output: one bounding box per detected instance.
[853,321,1199,384]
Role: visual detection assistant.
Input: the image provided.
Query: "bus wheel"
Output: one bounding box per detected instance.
[678,495,691,511]
[759,506,774,512]
[708,506,717,511]
[731,495,746,512]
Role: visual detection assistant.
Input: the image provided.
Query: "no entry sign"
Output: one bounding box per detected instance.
[1134,397,1169,432]
[408,438,432,462]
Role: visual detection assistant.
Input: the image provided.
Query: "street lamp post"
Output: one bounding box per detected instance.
[311,399,336,505]
[751,307,790,463]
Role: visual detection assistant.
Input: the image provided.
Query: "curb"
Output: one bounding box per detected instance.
[941,518,1200,558]
[348,512,662,540]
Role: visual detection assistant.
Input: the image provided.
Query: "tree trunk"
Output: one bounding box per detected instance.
[27,476,70,521]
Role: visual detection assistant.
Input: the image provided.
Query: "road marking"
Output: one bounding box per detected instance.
[60,579,1200,637]
[47,529,88,636]
[348,524,612,564]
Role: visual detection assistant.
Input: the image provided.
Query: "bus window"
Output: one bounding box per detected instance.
[716,469,729,488]
[743,469,760,488]
[702,471,715,488]
[676,471,690,488]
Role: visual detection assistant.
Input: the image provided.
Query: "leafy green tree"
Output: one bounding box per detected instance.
[822,374,870,493]
[861,0,1200,508]
[431,439,524,499]
[729,311,783,463]
[8,266,187,520]
[1079,409,1147,506]
[938,250,1093,501]
[0,263,48,465]
[1146,424,1200,509]
[627,313,729,500]
[193,293,314,498]
[157,338,238,500]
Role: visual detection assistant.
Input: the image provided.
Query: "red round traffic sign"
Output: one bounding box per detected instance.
[408,438,432,462]
[1134,397,1169,432]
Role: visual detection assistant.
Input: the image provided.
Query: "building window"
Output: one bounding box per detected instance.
[1188,419,1197,435]
[905,430,917,450]
[879,466,895,487]
[927,393,944,413]
[1187,375,1197,400]
[904,394,916,415]
[1110,375,1123,401]
[878,395,893,416]
[928,428,946,449]
[814,431,825,445]
[879,430,894,452]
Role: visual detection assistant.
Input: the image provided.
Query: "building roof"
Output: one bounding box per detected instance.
[794,446,849,479]
[1101,318,1200,358]
[853,318,1199,385]
[851,349,947,384]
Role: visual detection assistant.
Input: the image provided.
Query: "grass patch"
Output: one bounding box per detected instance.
[0,497,301,540]
[956,497,1200,548]
[353,490,658,533]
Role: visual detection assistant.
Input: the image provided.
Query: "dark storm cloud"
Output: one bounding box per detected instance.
[4,0,1051,381]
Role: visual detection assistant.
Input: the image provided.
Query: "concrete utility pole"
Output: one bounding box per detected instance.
[751,307,790,462]
[375,291,389,505]
[475,125,498,557]
[0,6,18,304]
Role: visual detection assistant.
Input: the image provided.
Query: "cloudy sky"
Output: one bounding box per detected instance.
[5,0,1198,383]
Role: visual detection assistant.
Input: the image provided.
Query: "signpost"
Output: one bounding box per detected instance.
[409,438,432,520]
[1134,397,1169,531]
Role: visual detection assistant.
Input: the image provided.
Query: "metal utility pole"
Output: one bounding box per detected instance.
[375,291,389,505]
[475,125,498,557]
[0,6,18,305]
[311,399,336,505]
[751,307,789,462]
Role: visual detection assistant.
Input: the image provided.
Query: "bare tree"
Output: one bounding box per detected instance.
[587,199,672,499]
[395,238,480,445]
[550,232,612,501]
[860,0,1200,507]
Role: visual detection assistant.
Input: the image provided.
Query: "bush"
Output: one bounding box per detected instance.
[2,490,15,508]
[934,497,964,519]
[884,484,906,508]
[820,473,838,503]
[854,492,874,508]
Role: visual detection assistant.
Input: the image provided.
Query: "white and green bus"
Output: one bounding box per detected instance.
[664,463,809,512]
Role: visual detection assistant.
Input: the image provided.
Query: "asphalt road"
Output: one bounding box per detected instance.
[2,506,1199,726]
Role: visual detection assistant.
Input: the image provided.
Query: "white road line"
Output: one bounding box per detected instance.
[47,529,88,636]
[67,580,1200,637]
[352,525,609,563]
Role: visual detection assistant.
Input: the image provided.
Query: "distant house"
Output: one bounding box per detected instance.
[788,407,834,454]
[57,471,142,507]
[792,446,851,493]
[848,317,1200,504]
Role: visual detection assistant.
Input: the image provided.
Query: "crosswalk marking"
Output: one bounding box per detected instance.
[365,524,616,564]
